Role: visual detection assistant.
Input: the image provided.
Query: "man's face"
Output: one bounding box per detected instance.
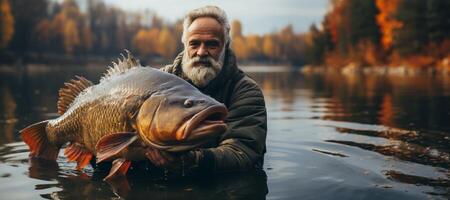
[182,17,226,87]
[186,17,224,61]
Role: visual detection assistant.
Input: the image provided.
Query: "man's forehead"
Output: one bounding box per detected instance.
[187,17,224,39]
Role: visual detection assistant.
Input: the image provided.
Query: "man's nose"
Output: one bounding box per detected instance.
[197,44,208,57]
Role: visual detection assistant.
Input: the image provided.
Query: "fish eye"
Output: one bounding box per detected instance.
[184,99,193,108]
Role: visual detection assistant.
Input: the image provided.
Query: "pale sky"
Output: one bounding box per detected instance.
[103,0,329,34]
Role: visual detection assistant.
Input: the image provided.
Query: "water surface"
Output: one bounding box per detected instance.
[0,65,449,199]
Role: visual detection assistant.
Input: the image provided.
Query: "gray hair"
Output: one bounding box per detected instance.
[181,6,231,45]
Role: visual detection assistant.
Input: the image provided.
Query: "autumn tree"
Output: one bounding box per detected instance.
[426,0,450,58]
[393,0,428,56]
[43,0,86,54]
[277,25,295,60]
[0,0,14,49]
[231,20,248,60]
[262,34,277,61]
[133,28,160,57]
[158,26,177,60]
[231,20,243,39]
[305,24,327,65]
[347,0,380,46]
[9,0,47,54]
[246,35,263,59]
[375,0,402,51]
[232,36,248,60]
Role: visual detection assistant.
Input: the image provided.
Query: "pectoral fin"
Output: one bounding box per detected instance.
[104,158,131,181]
[64,143,93,170]
[104,158,132,197]
[96,132,138,163]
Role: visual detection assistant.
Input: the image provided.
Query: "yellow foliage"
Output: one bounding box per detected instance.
[0,0,14,49]
[262,35,277,59]
[246,35,262,58]
[133,28,160,56]
[231,20,242,39]
[232,36,248,60]
[63,19,80,54]
[81,25,93,51]
[34,0,86,53]
[158,27,177,60]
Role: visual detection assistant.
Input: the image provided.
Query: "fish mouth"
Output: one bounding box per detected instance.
[175,105,228,142]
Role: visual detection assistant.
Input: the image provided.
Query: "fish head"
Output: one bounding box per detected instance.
[136,88,228,151]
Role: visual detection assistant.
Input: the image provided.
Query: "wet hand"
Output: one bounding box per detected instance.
[145,148,199,171]
[145,148,178,169]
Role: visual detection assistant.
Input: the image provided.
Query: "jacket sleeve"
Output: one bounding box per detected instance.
[198,76,267,172]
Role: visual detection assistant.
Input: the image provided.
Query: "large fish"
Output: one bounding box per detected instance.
[20,51,228,180]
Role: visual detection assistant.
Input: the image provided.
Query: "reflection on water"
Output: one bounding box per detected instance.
[0,66,450,199]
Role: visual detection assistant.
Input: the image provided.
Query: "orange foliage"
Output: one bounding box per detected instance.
[157,27,177,60]
[262,35,277,60]
[325,0,346,45]
[133,28,160,56]
[231,20,242,39]
[63,19,80,54]
[0,0,14,48]
[324,51,349,68]
[232,36,248,60]
[246,35,262,58]
[375,0,403,50]
[34,0,92,54]
[402,55,435,68]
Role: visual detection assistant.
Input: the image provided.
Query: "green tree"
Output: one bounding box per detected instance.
[305,24,327,65]
[426,0,450,45]
[393,0,428,56]
[348,0,380,46]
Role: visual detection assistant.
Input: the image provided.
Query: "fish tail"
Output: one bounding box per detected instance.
[20,120,60,161]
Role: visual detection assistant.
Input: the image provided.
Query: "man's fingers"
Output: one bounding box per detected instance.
[146,148,176,167]
[146,149,163,167]
[159,151,176,162]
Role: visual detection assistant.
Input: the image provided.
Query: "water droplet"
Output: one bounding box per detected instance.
[181,157,185,177]
[164,169,168,181]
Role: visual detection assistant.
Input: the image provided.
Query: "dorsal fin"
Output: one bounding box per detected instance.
[100,49,141,82]
[57,75,93,115]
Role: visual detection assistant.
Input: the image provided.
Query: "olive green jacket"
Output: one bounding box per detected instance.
[161,48,267,172]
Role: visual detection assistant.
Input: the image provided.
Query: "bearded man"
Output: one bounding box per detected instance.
[146,6,267,174]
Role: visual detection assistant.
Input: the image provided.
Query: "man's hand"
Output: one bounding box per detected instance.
[145,148,200,171]
[146,148,177,168]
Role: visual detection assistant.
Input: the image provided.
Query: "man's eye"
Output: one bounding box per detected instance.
[206,41,220,48]
[189,41,200,47]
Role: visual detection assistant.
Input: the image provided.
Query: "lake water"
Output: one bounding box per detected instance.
[0,65,449,199]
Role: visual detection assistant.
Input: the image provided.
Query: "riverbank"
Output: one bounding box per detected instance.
[301,61,450,76]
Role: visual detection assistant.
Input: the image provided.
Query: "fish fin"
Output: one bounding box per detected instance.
[20,120,60,160]
[100,50,141,82]
[103,158,131,181]
[96,132,138,163]
[57,75,93,115]
[64,143,94,170]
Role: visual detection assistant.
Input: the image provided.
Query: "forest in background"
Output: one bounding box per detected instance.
[306,0,450,69]
[0,0,449,68]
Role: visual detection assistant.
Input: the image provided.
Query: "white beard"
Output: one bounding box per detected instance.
[182,48,225,87]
